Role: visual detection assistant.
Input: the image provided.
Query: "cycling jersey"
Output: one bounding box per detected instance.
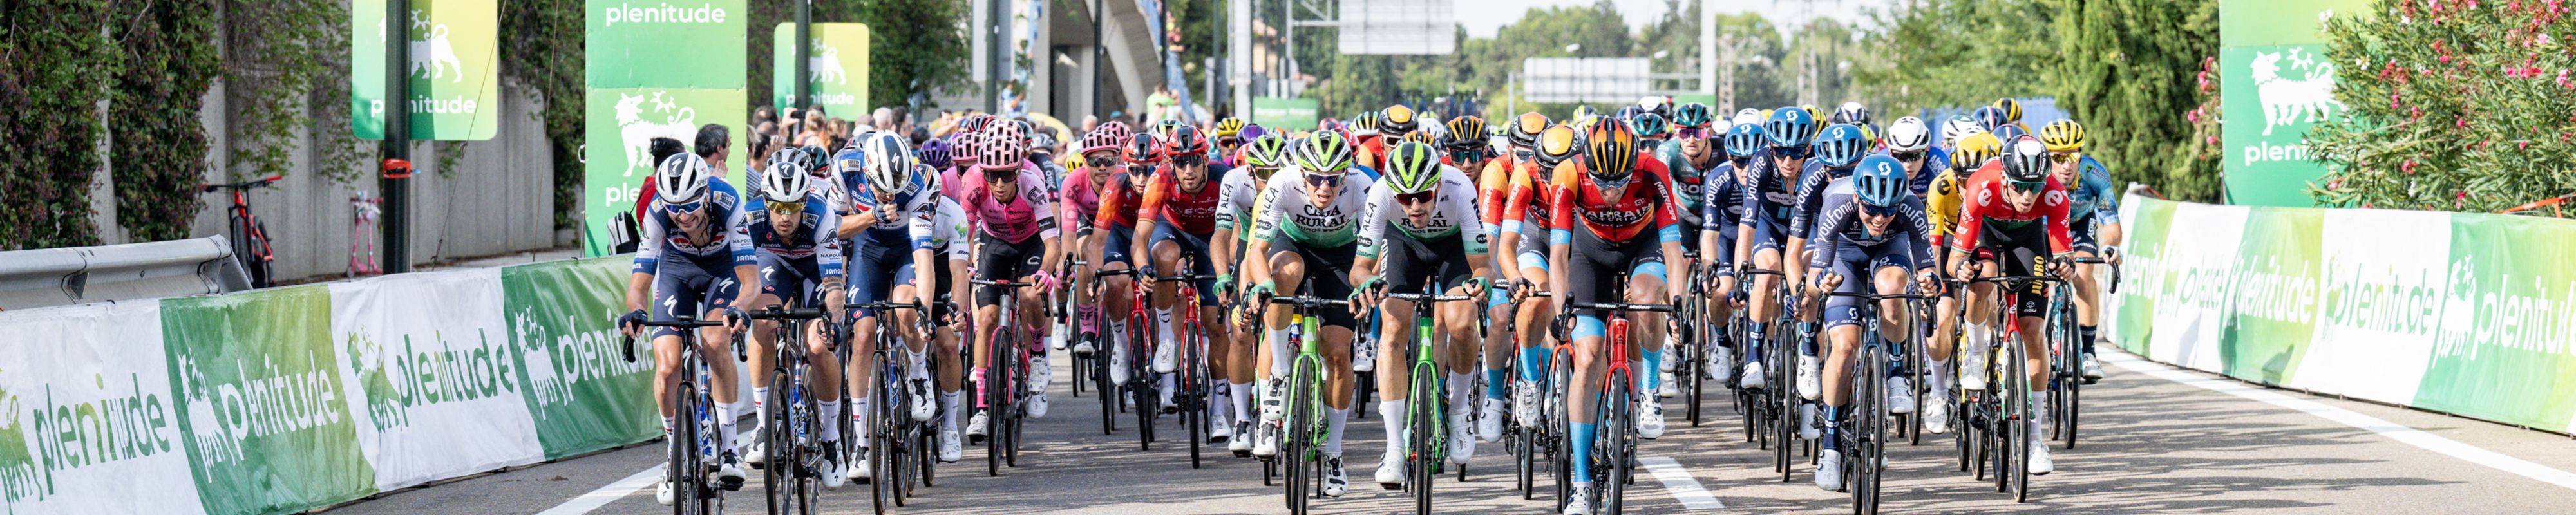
[1546,153,1681,246]
[2063,154,2121,223]
[961,165,1063,244]
[837,171,942,250]
[1475,156,1516,235]
[1212,166,1265,233]
[1950,162,2072,256]
[747,191,848,279]
[634,179,755,274]
[1890,147,1951,197]
[1249,167,1377,248]
[1924,168,1967,241]
[1356,166,1488,259]
[1804,187,1936,272]
[1138,170,1226,236]
[1788,162,1857,239]
[1092,171,1149,230]
[1058,167,1106,233]
[1654,140,1719,218]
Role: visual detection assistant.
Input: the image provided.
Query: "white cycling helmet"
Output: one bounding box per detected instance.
[1732,108,1765,127]
[1940,115,1987,147]
[758,156,812,203]
[655,153,713,205]
[1885,116,1933,153]
[860,132,918,196]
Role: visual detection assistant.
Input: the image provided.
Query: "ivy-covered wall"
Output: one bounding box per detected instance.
[0,0,117,250]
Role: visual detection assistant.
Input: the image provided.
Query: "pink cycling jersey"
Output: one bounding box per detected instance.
[961,165,1062,243]
[1058,166,1105,232]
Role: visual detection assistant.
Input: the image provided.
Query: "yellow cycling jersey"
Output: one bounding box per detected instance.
[1926,168,1966,237]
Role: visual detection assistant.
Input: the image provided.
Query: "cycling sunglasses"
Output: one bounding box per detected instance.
[1304,171,1347,189]
[1173,154,1208,167]
[1772,147,1811,160]
[764,198,806,216]
[1511,149,1537,162]
[1860,202,1896,217]
[1591,173,1633,190]
[1084,153,1124,167]
[661,198,706,216]
[1218,137,1244,148]
[985,167,1021,181]
[1128,164,1159,176]
[2049,151,2079,164]
[1249,165,1282,180]
[1396,191,1437,205]
[1448,148,1489,164]
[1676,127,1709,139]
[1892,151,1926,163]
[2008,179,2046,192]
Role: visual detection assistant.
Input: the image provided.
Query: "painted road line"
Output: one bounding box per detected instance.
[1639,456,1726,509]
[535,464,666,515]
[2106,352,2576,492]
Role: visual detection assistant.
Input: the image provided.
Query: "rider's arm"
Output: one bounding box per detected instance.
[628,210,668,312]
[1546,163,1578,301]
[1132,174,1166,271]
[2043,177,2076,258]
[1241,180,1289,289]
[1031,173,1065,278]
[725,207,764,310]
[1452,175,1496,282]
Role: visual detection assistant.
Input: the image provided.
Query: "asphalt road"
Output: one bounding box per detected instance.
[323,347,2576,514]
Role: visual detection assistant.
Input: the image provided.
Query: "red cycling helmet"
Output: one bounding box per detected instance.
[1126,132,1167,164]
[1164,126,1211,157]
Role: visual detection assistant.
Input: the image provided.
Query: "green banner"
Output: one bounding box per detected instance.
[772,23,870,114]
[351,0,502,140]
[585,1,748,89]
[502,258,661,458]
[2416,214,2576,432]
[162,286,377,515]
[2217,0,2367,207]
[1251,97,1318,133]
[583,0,747,256]
[580,88,748,256]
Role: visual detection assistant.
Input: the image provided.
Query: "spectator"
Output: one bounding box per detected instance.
[695,123,730,174]
[890,106,913,135]
[797,106,831,148]
[1081,115,1099,134]
[753,106,777,129]
[873,107,896,131]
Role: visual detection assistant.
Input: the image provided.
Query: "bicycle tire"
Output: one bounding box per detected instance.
[1096,331,1118,435]
[763,368,792,515]
[2010,331,2034,503]
[1772,324,1795,482]
[1411,367,1437,514]
[1548,348,1573,513]
[987,322,1010,477]
[1857,341,1888,514]
[1188,322,1206,469]
[1907,322,1928,446]
[1459,366,1477,483]
[2058,292,2082,451]
[1283,359,1316,515]
[672,378,699,515]
[1515,422,1535,499]
[1008,341,1028,469]
[1603,375,1634,515]
[793,378,821,515]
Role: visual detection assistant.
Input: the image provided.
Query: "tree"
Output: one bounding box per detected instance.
[2054,0,2222,203]
[749,0,971,113]
[2307,0,2576,213]
[1852,0,2060,115]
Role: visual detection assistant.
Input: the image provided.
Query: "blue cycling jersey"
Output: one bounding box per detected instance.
[634,179,756,274]
[746,190,846,282]
[2065,154,2121,223]
[1806,183,1935,270]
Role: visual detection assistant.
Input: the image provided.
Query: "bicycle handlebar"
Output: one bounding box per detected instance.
[1562,301,1677,314]
[1384,292,1479,302]
[202,175,283,192]
[1266,295,1350,309]
[1969,275,2068,286]
[744,305,828,321]
[1824,292,1932,302]
[2070,256,2121,294]
[619,317,736,362]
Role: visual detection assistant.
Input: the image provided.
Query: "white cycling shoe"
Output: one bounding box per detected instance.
[1260,379,1286,422]
[1375,453,1406,489]
[1251,420,1280,458]
[1707,345,1733,382]
[937,427,963,463]
[1512,380,1542,428]
[1450,407,1477,462]
[743,433,770,467]
[1353,342,1377,372]
[1889,377,1916,415]
[1321,456,1351,496]
[1923,390,1953,434]
[819,442,846,489]
[1477,398,1506,443]
[1638,396,1667,440]
[714,451,747,491]
[2081,353,2105,381]
[846,446,871,481]
[1657,370,1680,397]
[965,409,989,439]
[1151,340,1179,373]
[1814,449,1844,491]
[1562,485,1596,515]
[908,380,936,422]
[2029,435,2055,474]
[1032,360,1053,391]
[1960,347,1991,391]
[1797,403,1821,441]
[1797,355,1823,400]
[655,480,676,505]
[1028,390,1051,418]
[1739,360,1766,389]
[1228,421,1254,455]
[1108,346,1132,386]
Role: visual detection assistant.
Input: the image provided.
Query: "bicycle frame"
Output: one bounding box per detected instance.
[1969,273,2066,503]
[1385,283,1481,510]
[1562,276,1677,515]
[1823,288,1928,512]
[1268,291,1349,515]
[621,315,738,515]
[969,278,1038,476]
[1153,248,1225,469]
[744,304,828,515]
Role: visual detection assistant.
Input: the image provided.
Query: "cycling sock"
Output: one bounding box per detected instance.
[971,369,989,409]
[1379,402,1406,457]
[1157,307,1177,348]
[1821,404,1841,451]
[718,403,740,454]
[1211,385,1232,424]
[1799,321,1820,357]
[941,392,962,432]
[1230,380,1255,423]
[1485,368,1510,400]
[1326,407,1350,456]
[1568,422,1596,483]
[908,350,929,379]
[819,399,842,442]
[1643,351,1664,391]
[851,398,869,446]
[753,387,771,427]
[1746,321,1768,364]
[1446,371,1470,415]
[2080,324,2099,355]
[1268,328,1293,377]
[1519,346,1549,383]
[1159,374,1177,400]
[1929,357,1952,392]
[663,417,676,456]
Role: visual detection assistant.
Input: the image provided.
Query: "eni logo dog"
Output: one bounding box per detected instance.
[616,91,699,176]
[2250,48,2342,136]
[381,11,466,84]
[810,39,849,86]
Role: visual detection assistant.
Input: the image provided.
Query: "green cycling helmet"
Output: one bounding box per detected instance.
[1294,131,1355,173]
[1381,141,1443,194]
[1672,102,1715,129]
[1242,133,1293,169]
[1630,113,1671,138]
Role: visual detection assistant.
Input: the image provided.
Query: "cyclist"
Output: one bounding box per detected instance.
[1548,121,1683,515]
[1214,117,1249,165]
[1500,124,1579,432]
[737,151,852,487]
[1133,126,1242,444]
[1442,115,1519,442]
[1653,103,1718,394]
[1781,123,1874,440]
[1919,133,2001,435]
[828,133,947,477]
[1348,141,1494,489]
[905,162,976,463]
[1885,117,1948,196]
[2038,120,2123,380]
[1086,132,1161,391]
[1803,154,1939,491]
[1947,135,2076,476]
[1217,133,1291,456]
[1381,104,1422,142]
[618,153,759,504]
[960,124,1066,442]
[1244,131,1377,498]
[1696,119,1763,382]
[1060,124,1130,357]
[1731,107,1817,394]
[1631,112,1672,150]
[1940,115,1987,150]
[1349,110,1385,170]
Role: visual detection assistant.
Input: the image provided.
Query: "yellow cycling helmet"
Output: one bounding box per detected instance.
[1949,132,2005,171]
[1400,130,1437,146]
[1214,117,1247,138]
[2039,119,2086,153]
[1993,98,2024,124]
[1382,104,1419,136]
[1535,124,1582,169]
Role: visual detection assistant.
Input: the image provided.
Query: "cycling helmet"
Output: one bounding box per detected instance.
[1765,106,1819,149]
[1154,118,1182,137]
[767,147,815,175]
[1672,103,1715,130]
[1732,108,1765,127]
[1993,98,2024,124]
[862,133,919,195]
[2001,136,2050,183]
[1973,106,2011,132]
[1723,124,1766,158]
[1214,117,1248,139]
[1399,130,1438,147]
[949,131,982,165]
[1381,105,1420,136]
[1832,101,1871,126]
[1949,133,2005,171]
[1444,116,1490,149]
[1629,113,1671,140]
[1079,126,1127,154]
[1885,116,1933,153]
[978,129,1028,171]
[1571,105,1600,125]
[1028,131,1058,153]
[1243,133,1293,168]
[1126,132,1167,165]
[1853,154,1909,208]
[1509,112,1550,149]
[656,153,714,205]
[1349,111,1383,136]
[1613,106,1643,123]
[759,156,814,203]
[913,163,944,197]
[1382,141,1443,194]
[957,113,994,135]
[1940,115,1986,147]
[1535,124,1582,169]
[1993,124,2030,145]
[2039,119,2087,153]
[1813,124,1871,168]
[1165,125,1211,157]
[1639,95,1673,118]
[1294,131,1356,173]
[1584,121,1641,182]
[1097,120,1134,143]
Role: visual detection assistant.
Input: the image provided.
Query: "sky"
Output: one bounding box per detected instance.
[1453,0,1892,39]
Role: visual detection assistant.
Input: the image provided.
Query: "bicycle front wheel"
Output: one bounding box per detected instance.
[1602,377,1635,515]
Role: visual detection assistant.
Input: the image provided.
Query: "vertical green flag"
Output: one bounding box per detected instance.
[2217,0,2369,207]
[583,0,748,256]
[350,0,502,140]
[772,23,871,114]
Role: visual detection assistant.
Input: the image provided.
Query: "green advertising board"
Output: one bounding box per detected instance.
[1252,97,1318,132]
[583,0,748,257]
[351,0,502,140]
[162,286,379,515]
[772,23,871,114]
[2219,0,2368,207]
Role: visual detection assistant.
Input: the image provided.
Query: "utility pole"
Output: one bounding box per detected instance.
[1092,0,1104,120]
[381,0,413,273]
[794,0,810,111]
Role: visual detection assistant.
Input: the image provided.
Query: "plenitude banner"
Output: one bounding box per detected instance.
[0,302,206,515]
[1251,97,1318,132]
[2108,192,2576,435]
[773,23,871,115]
[583,0,748,256]
[330,270,545,491]
[2217,0,2368,207]
[351,0,502,140]
[502,257,661,458]
[162,286,379,515]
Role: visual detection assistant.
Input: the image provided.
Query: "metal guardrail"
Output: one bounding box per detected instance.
[0,236,253,310]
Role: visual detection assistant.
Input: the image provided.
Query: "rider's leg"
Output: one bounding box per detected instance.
[1374,295,1417,473]
[748,290,783,424]
[698,311,743,447]
[806,317,845,440]
[2071,248,2102,368]
[1322,325,1358,457]
[1629,261,1668,395]
[1747,248,1784,367]
[1567,315,1608,486]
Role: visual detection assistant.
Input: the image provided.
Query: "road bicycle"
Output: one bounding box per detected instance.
[2049,256,2117,451]
[1736,266,1803,483]
[1263,284,1350,515]
[744,304,830,515]
[1096,267,1160,449]
[1557,273,1675,515]
[1150,250,1226,468]
[1383,283,1484,514]
[1967,272,2068,503]
[203,174,282,288]
[969,278,1043,476]
[1506,290,1555,501]
[620,315,741,515]
[1821,288,1929,515]
[846,299,933,514]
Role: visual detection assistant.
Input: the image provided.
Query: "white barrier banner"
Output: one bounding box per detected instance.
[330,269,544,491]
[0,302,206,515]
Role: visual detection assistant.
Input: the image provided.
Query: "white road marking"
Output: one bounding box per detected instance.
[1639,456,1726,509]
[535,464,666,515]
[2106,351,2576,492]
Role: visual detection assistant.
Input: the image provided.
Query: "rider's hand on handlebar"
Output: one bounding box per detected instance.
[721,306,748,332]
[2105,246,2125,266]
[618,310,649,339]
[1914,268,1940,295]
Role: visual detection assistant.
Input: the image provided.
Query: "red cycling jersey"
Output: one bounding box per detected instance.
[1502,160,1558,230]
[1547,152,1679,244]
[1093,169,1150,229]
[1138,169,1225,234]
[1949,162,2073,255]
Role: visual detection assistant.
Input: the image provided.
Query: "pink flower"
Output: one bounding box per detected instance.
[2403,160,2420,174]
[2520,140,2533,150]
[2188,109,2202,123]
[2205,135,2219,145]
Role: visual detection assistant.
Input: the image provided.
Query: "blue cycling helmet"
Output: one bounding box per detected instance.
[1764,106,1817,149]
[1853,154,1909,208]
[1723,124,1766,158]
[1992,124,2030,145]
[1812,124,1871,168]
[918,138,954,169]
[1973,106,2012,133]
